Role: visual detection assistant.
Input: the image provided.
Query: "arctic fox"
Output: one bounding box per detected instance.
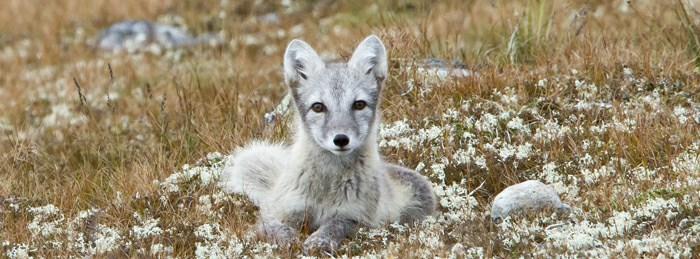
[219,35,436,254]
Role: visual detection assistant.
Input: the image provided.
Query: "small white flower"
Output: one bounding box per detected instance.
[540,162,560,184]
[515,143,532,160]
[634,197,679,221]
[27,204,64,238]
[623,67,633,78]
[442,108,461,120]
[132,217,163,240]
[506,117,529,134]
[94,225,122,254]
[475,113,499,133]
[6,244,32,259]
[452,147,476,165]
[497,144,516,161]
[674,106,689,124]
[475,156,488,169]
[431,163,447,182]
[415,162,426,172]
[197,195,213,215]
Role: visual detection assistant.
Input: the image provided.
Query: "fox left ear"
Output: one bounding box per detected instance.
[348,35,388,83]
[283,39,325,88]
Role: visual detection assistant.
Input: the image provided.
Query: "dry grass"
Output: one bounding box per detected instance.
[1,0,699,257]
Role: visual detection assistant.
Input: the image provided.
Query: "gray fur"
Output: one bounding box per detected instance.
[219,35,436,255]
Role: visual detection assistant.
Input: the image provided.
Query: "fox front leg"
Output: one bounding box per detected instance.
[303,218,358,255]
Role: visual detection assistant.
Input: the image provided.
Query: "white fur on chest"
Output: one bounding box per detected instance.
[262,142,399,227]
[270,154,374,224]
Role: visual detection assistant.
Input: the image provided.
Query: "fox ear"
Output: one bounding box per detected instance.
[283,39,325,87]
[348,35,388,83]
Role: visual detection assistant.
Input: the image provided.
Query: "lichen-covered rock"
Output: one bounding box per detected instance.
[415,58,474,79]
[491,180,571,223]
[95,21,222,53]
[263,93,293,125]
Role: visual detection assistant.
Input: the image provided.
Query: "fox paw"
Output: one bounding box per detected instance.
[303,233,339,255]
[257,222,299,247]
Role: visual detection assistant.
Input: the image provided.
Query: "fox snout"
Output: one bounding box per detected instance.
[325,132,357,155]
[332,134,350,148]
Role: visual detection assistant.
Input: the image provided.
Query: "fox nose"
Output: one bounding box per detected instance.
[333,134,350,148]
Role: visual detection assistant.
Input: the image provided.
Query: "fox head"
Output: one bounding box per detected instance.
[283,35,388,155]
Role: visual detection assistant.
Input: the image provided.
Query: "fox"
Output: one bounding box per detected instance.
[219,35,437,255]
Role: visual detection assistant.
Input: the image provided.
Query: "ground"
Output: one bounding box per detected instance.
[1,0,699,258]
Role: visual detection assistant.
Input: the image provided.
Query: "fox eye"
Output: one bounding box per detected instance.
[352,100,367,110]
[310,102,326,113]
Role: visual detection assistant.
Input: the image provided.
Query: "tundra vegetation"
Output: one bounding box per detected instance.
[1,0,699,257]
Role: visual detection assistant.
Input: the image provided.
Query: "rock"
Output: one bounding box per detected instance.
[264,93,293,125]
[491,180,571,223]
[401,58,476,96]
[95,21,223,53]
[258,13,280,25]
[405,58,475,81]
[417,58,474,79]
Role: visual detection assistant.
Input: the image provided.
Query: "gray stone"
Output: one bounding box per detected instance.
[418,58,474,79]
[95,21,222,53]
[491,180,571,223]
[258,13,280,25]
[264,93,293,125]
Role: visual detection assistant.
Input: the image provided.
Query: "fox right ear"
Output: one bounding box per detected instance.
[348,35,388,83]
[283,39,325,87]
